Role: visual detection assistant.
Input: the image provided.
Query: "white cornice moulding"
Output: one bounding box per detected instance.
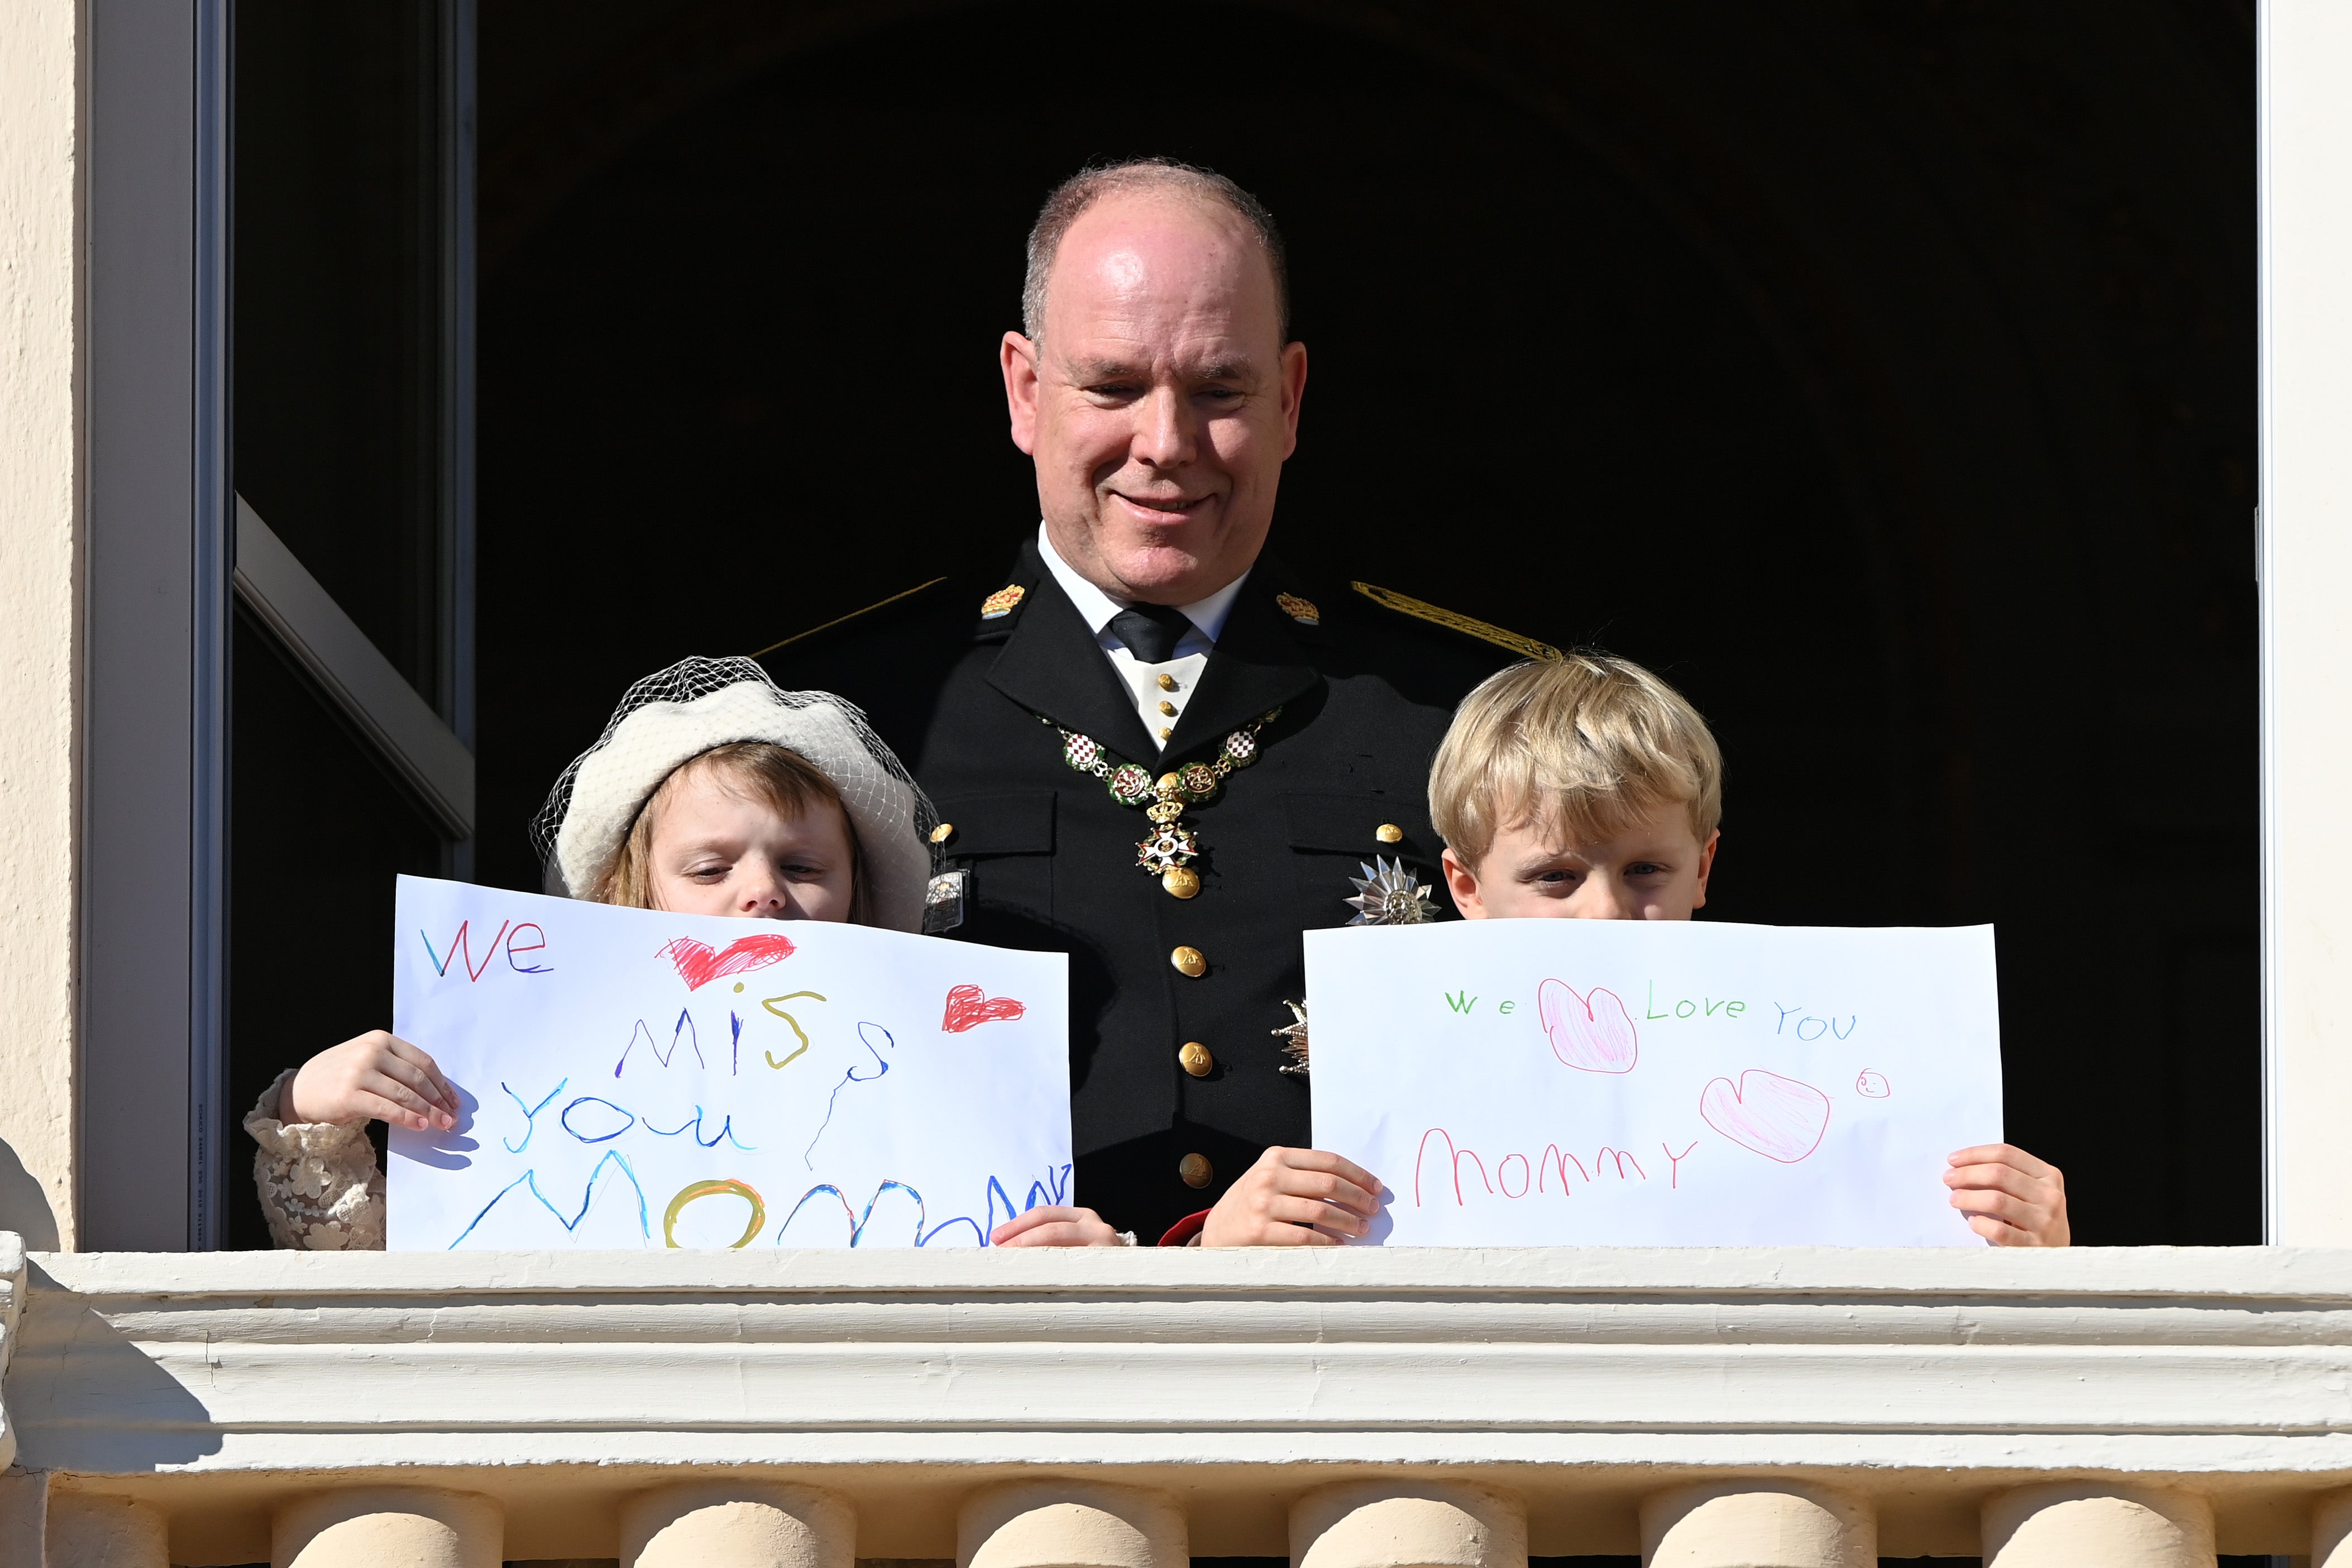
[10,1244,2352,1557]
[231,495,475,836]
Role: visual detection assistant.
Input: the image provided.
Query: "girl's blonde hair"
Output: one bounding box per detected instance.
[1430,654,1723,867]
[594,742,871,922]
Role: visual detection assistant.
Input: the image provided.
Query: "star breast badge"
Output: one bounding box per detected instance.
[1344,856,1438,925]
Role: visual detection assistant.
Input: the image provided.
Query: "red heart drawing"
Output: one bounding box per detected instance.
[1700,1069,1832,1163]
[659,932,798,989]
[942,983,1026,1033]
[1536,979,1639,1073]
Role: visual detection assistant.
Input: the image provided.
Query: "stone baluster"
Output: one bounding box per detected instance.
[2317,1487,2352,1565]
[43,1491,169,1568]
[1290,1480,1526,1568]
[623,1481,855,1568]
[1640,1481,1876,1568]
[959,1480,1187,1568]
[273,1486,502,1568]
[1982,1483,2213,1567]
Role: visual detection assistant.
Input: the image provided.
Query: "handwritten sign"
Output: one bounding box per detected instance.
[1305,921,2001,1246]
[386,876,1070,1251]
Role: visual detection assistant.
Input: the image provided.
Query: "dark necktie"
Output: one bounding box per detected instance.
[1108,602,1194,665]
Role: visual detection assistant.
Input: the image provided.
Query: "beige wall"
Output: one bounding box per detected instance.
[0,0,79,1251]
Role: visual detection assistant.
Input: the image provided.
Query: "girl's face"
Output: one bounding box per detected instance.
[643,764,856,920]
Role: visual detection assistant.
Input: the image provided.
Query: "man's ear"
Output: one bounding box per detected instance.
[1002,331,1041,455]
[1278,340,1308,459]
[1690,829,1720,910]
[1441,847,1486,919]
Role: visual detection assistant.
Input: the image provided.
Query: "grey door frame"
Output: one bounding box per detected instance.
[81,0,232,1252]
[82,0,475,1250]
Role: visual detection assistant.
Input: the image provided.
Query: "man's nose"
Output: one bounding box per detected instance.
[1132,385,1196,467]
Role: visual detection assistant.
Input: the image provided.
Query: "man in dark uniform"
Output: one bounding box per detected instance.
[763,160,1555,1245]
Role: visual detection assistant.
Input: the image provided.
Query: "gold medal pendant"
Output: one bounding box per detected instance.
[1041,711,1278,897]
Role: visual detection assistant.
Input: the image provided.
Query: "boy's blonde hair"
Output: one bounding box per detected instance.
[1430,654,1723,866]
[596,742,871,922]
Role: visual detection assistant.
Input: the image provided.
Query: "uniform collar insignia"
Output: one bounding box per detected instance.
[983,541,1161,758]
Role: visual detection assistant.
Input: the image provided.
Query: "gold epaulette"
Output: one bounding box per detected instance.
[748,577,949,659]
[1350,581,1564,663]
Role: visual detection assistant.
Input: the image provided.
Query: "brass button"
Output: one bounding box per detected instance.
[1170,945,1207,977]
[1161,866,1201,899]
[1156,672,1178,691]
[1179,1152,1214,1188]
[1376,823,1404,843]
[1159,726,1173,740]
[929,823,956,845]
[1179,1041,1213,1077]
[1157,699,1177,716]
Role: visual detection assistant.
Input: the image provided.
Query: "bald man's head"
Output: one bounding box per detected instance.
[1022,159,1290,345]
[999,162,1310,605]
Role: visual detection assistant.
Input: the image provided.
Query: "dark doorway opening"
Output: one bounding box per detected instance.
[225,1,2257,1249]
[471,2,2257,1246]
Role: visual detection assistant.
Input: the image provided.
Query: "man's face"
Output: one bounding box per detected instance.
[1002,193,1308,605]
[1443,801,1718,921]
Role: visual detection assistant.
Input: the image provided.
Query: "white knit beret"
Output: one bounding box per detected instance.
[534,658,935,932]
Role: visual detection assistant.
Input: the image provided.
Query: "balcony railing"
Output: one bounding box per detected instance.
[3,1233,2349,1564]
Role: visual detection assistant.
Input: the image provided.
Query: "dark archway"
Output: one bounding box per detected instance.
[476,1,2256,1245]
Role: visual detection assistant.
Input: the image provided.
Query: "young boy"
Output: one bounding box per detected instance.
[1426,653,2067,1247]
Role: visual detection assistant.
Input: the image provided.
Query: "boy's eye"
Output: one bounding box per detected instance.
[1625,862,1668,878]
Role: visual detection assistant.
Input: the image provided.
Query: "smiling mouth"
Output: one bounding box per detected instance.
[1112,492,1212,519]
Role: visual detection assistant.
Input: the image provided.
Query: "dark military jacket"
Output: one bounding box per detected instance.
[766,536,1534,1240]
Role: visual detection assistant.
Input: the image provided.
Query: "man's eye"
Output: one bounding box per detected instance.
[1086,383,1140,399]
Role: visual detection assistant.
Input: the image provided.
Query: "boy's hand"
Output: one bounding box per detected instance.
[1201,1146,1381,1246]
[284,1031,460,1132]
[1945,1144,2069,1246]
[989,1206,1125,1246]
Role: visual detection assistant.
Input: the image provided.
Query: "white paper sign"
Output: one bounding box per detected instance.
[1306,921,2001,1246]
[386,876,1070,1251]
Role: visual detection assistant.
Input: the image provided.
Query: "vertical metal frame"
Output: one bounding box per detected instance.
[439,0,480,881]
[81,0,233,1250]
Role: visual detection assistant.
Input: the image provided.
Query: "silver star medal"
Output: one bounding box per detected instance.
[1272,1000,1310,1075]
[1344,855,1438,925]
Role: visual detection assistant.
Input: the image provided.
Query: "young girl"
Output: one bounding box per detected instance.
[245,657,938,1250]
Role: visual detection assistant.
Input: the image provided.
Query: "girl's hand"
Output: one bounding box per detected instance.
[1945,1143,2069,1246]
[989,1205,1126,1246]
[284,1031,460,1131]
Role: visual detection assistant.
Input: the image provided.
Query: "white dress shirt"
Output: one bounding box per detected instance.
[1036,523,1249,752]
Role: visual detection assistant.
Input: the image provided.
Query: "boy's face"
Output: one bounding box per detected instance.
[1443,799,1717,921]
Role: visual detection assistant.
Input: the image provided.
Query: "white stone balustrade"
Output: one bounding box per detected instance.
[6,1234,2352,1561]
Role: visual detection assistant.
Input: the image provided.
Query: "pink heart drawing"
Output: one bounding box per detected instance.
[659,932,797,989]
[1536,979,1639,1073]
[943,983,1026,1033]
[1700,1069,1832,1163]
